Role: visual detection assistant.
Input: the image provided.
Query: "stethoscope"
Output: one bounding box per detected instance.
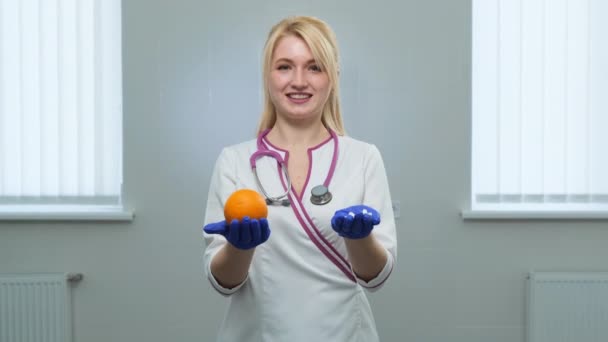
[249,129,339,206]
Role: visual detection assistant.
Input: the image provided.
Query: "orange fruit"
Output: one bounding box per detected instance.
[224,189,268,223]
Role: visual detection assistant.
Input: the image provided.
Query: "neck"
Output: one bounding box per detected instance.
[266,119,330,150]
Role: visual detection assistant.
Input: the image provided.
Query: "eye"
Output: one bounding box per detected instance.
[277,64,291,70]
[309,64,322,72]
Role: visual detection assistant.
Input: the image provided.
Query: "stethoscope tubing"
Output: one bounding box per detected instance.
[250,129,339,206]
[250,150,292,205]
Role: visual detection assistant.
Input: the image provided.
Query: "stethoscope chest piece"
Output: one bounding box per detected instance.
[310,185,332,205]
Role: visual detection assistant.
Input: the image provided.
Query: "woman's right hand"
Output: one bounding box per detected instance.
[203,217,270,250]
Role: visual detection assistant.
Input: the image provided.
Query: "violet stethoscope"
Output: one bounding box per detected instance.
[249,129,339,206]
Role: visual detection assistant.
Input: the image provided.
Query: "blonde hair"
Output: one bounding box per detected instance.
[256,16,345,136]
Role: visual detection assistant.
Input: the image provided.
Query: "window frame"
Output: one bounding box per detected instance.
[0,0,132,222]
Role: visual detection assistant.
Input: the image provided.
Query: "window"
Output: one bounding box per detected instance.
[0,0,131,220]
[468,0,608,218]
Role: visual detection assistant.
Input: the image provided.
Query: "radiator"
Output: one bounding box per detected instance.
[0,273,82,342]
[527,271,608,342]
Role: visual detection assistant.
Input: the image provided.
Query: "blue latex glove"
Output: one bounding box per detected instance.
[331,205,381,239]
[203,217,270,250]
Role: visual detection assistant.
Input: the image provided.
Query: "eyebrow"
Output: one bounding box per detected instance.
[273,58,317,65]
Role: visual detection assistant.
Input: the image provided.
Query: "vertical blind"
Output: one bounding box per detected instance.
[0,0,122,207]
[472,0,608,211]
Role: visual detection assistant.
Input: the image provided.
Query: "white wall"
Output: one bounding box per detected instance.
[1,0,608,341]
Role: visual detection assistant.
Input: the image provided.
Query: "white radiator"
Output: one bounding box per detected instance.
[0,273,82,342]
[527,271,608,342]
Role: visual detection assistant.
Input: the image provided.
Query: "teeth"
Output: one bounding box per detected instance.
[288,94,311,99]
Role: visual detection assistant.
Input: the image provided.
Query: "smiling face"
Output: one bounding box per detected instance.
[267,35,331,125]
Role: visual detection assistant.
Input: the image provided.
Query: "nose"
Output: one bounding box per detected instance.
[291,68,307,89]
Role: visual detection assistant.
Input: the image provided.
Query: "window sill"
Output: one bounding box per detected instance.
[0,205,134,222]
[461,209,608,220]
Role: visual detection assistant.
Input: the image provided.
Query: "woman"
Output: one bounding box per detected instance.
[203,16,397,342]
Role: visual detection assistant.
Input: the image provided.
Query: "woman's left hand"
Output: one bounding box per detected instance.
[330,205,381,239]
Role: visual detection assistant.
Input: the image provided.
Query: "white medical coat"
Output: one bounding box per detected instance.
[203,134,397,342]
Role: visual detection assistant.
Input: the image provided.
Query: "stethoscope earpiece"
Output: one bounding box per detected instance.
[265,198,291,207]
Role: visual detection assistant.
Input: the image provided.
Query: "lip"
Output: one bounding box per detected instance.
[286,93,312,104]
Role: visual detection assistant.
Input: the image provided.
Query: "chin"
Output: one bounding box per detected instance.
[276,104,323,121]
